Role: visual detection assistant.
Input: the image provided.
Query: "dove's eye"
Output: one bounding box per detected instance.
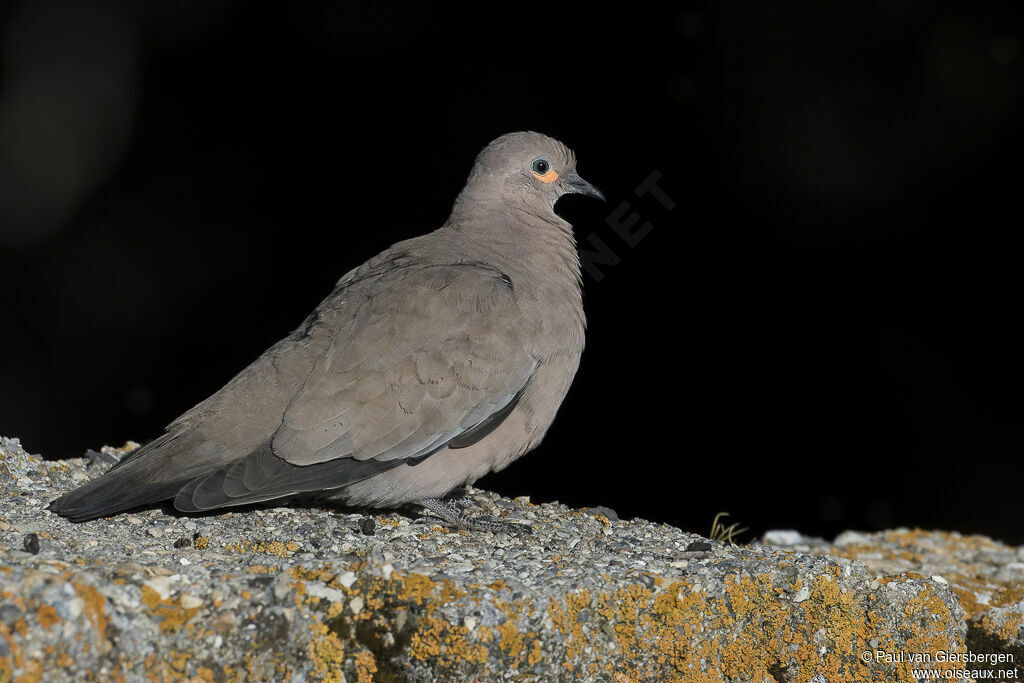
[531,158,558,183]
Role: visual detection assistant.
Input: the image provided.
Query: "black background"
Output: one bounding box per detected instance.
[3,2,1024,543]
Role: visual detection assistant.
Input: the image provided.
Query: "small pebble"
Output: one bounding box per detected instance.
[359,518,376,536]
[23,533,40,555]
[588,505,620,521]
[0,604,22,625]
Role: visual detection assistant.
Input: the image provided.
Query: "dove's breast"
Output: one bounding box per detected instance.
[330,235,586,508]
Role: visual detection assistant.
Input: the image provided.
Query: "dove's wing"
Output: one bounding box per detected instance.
[175,261,536,511]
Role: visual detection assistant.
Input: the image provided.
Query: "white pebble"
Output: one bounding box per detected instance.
[180,594,202,609]
[762,530,804,546]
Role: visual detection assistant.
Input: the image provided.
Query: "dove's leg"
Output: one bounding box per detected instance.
[417,497,532,534]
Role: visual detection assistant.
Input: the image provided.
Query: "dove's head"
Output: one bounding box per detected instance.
[450,131,604,222]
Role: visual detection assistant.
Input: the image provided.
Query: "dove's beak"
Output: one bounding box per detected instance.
[561,173,605,201]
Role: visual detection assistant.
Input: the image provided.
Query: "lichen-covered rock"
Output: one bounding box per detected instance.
[763,527,1024,679]
[0,436,971,681]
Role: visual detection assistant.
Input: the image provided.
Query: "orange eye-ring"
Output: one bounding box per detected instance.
[532,169,559,183]
[531,157,558,183]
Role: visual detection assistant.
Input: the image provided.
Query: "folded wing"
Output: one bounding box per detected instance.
[176,262,535,511]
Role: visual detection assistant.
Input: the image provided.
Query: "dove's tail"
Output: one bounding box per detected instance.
[47,435,195,522]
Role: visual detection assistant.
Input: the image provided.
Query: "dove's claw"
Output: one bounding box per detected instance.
[417,497,532,535]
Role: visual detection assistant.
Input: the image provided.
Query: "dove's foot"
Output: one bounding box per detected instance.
[417,497,532,535]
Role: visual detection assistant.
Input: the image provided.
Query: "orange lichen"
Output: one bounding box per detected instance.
[308,618,346,682]
[408,615,488,670]
[353,650,377,682]
[289,565,337,585]
[140,585,201,634]
[222,540,296,556]
[527,638,543,666]
[976,611,1024,643]
[73,582,108,642]
[192,667,216,682]
[495,607,525,660]
[35,605,59,629]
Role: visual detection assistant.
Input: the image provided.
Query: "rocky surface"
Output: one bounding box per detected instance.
[763,528,1024,680]
[0,435,1004,681]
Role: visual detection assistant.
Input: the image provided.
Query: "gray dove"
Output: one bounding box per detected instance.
[48,131,603,533]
